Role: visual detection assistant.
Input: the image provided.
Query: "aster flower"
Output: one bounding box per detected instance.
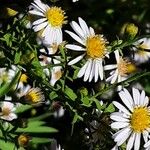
[39,48,62,86]
[104,50,136,84]
[132,38,150,63]
[0,101,17,121]
[29,0,67,45]
[65,17,109,82]
[23,87,45,105]
[111,88,150,150]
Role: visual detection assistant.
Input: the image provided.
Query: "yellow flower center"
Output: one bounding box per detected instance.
[20,74,28,83]
[54,70,62,80]
[2,107,11,116]
[18,135,29,147]
[86,35,106,59]
[131,107,150,132]
[46,7,67,27]
[117,58,131,76]
[25,88,44,103]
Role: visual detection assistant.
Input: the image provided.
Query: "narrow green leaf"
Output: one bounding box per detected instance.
[15,104,32,114]
[64,87,77,101]
[31,137,52,144]
[14,51,21,64]
[16,126,57,133]
[0,70,21,97]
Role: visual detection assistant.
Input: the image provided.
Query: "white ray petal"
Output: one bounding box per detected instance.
[94,60,99,82]
[143,130,149,143]
[144,140,150,148]
[113,101,131,115]
[123,88,134,107]
[89,60,95,82]
[89,27,95,36]
[111,122,129,129]
[65,30,84,45]
[119,90,133,112]
[117,128,131,146]
[111,69,118,84]
[41,25,49,37]
[104,64,117,70]
[33,22,48,32]
[71,21,84,38]
[140,90,146,106]
[68,54,85,65]
[84,59,92,81]
[143,96,149,106]
[77,60,89,78]
[114,50,120,63]
[110,113,129,122]
[97,59,103,80]
[66,44,85,51]
[33,18,47,26]
[132,88,140,106]
[134,133,141,150]
[114,127,131,145]
[33,0,47,12]
[126,133,136,150]
[29,10,44,16]
[78,17,90,37]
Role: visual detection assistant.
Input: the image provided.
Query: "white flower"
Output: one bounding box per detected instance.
[39,49,62,86]
[104,50,133,84]
[65,17,108,82]
[0,102,17,121]
[133,38,150,64]
[50,58,62,86]
[111,88,150,150]
[29,0,67,45]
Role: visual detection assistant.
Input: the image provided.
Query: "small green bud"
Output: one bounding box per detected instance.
[125,23,138,39]
[80,87,88,96]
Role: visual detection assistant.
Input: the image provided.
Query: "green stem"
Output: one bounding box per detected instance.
[92,71,150,98]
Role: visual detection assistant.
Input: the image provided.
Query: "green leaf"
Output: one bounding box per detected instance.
[0,70,21,97]
[0,138,15,150]
[64,87,77,101]
[81,96,92,107]
[15,104,32,114]
[92,98,102,111]
[104,103,115,113]
[49,91,58,100]
[31,137,52,144]
[16,121,58,133]
[14,51,21,64]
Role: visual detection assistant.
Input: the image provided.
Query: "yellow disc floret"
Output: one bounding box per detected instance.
[117,58,130,76]
[131,107,150,132]
[86,35,107,59]
[25,88,44,104]
[2,107,11,116]
[20,74,28,83]
[46,7,67,27]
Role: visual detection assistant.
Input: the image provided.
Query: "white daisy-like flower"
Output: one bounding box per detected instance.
[39,49,62,86]
[65,17,108,82]
[111,88,150,150]
[104,50,136,84]
[29,0,67,45]
[133,38,150,63]
[0,101,17,121]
